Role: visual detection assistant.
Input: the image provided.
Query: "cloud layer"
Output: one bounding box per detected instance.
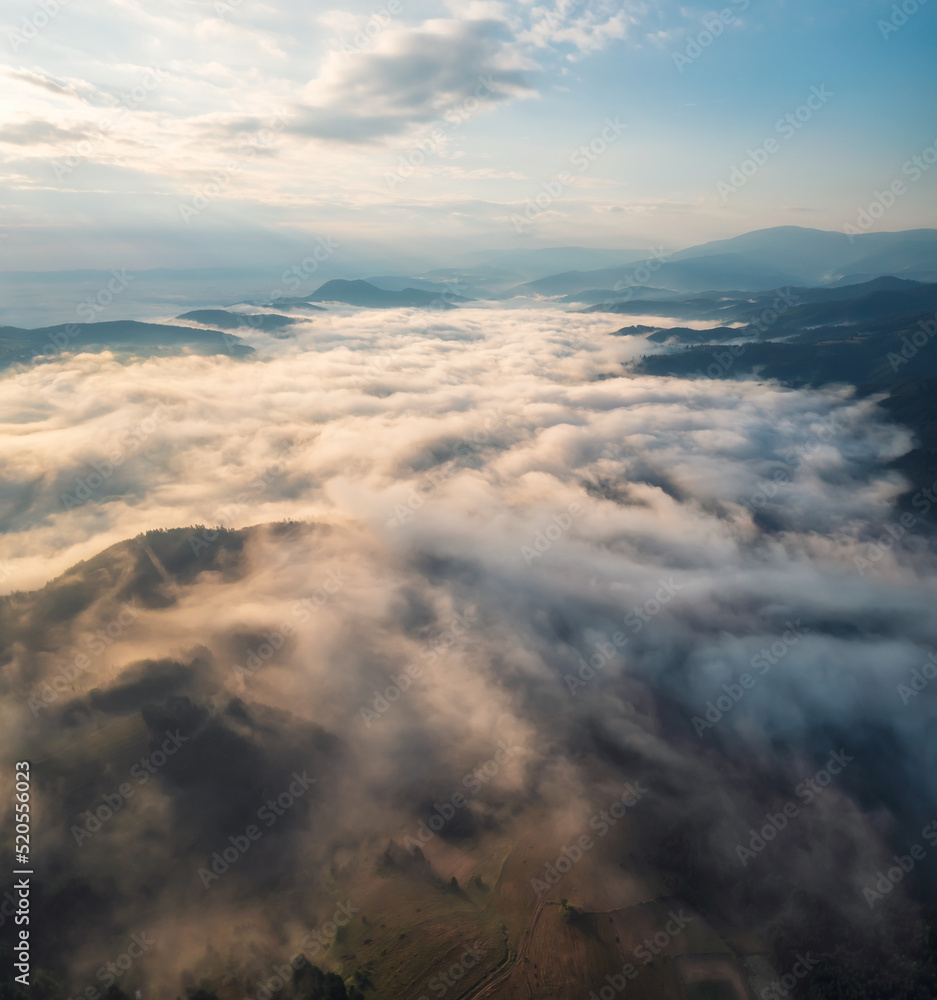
[2,306,936,993]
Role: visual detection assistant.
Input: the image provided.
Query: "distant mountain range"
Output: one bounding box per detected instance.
[304,279,472,309]
[621,277,937,508]
[295,229,937,309]
[459,245,654,274]
[0,320,252,367]
[558,286,683,305]
[256,229,937,313]
[6,228,937,327]
[666,226,937,283]
[311,228,937,305]
[579,276,929,322]
[621,277,937,379]
[496,227,937,300]
[177,309,299,333]
[364,275,455,293]
[498,257,798,299]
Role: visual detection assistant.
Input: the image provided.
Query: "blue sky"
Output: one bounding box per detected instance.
[1,0,935,269]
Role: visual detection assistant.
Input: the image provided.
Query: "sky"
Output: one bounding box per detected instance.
[1,0,935,269]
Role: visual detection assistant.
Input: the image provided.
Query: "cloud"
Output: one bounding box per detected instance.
[0,120,92,146]
[0,306,917,584]
[2,305,935,995]
[432,165,529,179]
[6,68,101,103]
[293,18,537,142]
[522,0,636,55]
[287,4,636,144]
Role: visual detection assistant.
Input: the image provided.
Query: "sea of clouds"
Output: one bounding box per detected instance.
[1,305,935,992]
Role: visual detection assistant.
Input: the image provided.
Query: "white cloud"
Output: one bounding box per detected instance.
[522,0,636,55]
[0,306,916,589]
[294,18,537,141]
[2,304,934,994]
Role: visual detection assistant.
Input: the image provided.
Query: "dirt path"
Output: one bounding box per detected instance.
[459,899,548,1000]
